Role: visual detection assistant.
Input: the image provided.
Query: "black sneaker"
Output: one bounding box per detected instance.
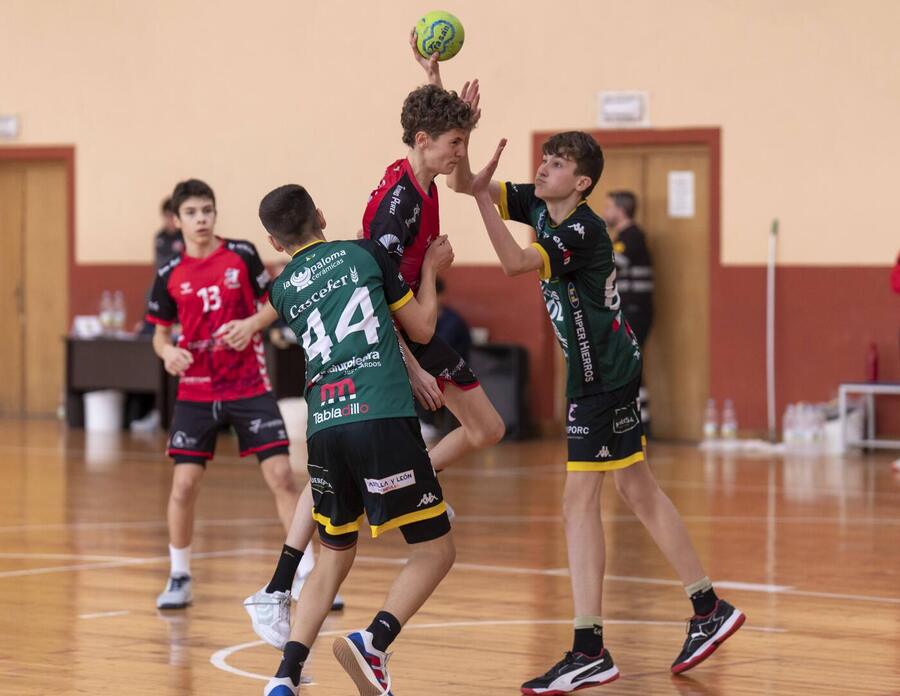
[671,599,745,674]
[521,649,619,694]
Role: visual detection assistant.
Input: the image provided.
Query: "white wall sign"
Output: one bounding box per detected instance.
[0,114,20,139]
[597,91,649,128]
[667,170,695,218]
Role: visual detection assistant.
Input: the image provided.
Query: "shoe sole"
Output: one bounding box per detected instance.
[156,600,191,610]
[671,610,746,674]
[520,666,620,694]
[332,637,387,696]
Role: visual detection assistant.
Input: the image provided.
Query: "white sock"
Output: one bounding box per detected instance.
[297,540,315,578]
[169,544,191,577]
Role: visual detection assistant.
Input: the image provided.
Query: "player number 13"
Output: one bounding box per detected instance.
[197,285,222,313]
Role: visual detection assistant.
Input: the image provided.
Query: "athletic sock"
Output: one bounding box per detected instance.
[169,544,191,577]
[572,616,604,656]
[685,576,718,616]
[274,640,309,686]
[266,544,303,593]
[367,611,402,652]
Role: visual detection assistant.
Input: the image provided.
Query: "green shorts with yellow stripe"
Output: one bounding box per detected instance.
[566,375,646,472]
[307,417,450,548]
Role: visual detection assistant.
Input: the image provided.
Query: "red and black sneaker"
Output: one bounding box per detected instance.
[671,599,745,674]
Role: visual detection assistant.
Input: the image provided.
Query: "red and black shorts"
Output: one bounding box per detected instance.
[167,393,289,465]
[566,375,647,472]
[307,417,450,548]
[408,334,479,391]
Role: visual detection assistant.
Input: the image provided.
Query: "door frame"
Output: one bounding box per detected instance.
[0,146,75,414]
[531,128,721,426]
[0,145,76,288]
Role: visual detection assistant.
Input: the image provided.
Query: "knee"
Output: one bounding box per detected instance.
[437,535,456,572]
[615,472,656,511]
[263,458,299,495]
[467,412,505,449]
[170,475,201,506]
[562,477,602,518]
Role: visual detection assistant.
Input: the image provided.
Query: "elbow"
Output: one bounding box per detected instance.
[407,323,436,344]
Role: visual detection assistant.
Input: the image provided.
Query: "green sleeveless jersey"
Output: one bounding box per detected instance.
[269,238,416,437]
[499,182,642,397]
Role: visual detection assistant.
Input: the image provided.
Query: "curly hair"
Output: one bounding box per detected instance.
[400,84,477,147]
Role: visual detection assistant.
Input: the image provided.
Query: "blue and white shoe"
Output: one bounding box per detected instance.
[244,586,291,649]
[156,574,192,610]
[332,630,393,695]
[263,676,298,696]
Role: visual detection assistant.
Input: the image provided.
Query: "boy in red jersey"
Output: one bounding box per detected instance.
[362,32,504,471]
[147,179,300,610]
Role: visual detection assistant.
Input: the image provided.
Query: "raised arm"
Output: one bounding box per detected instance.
[471,139,543,276]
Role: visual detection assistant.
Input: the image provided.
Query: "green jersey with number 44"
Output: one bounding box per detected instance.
[499,182,642,398]
[269,238,416,437]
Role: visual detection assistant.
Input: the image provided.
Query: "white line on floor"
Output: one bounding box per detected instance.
[78,610,130,620]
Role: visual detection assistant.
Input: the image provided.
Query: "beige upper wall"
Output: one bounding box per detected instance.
[4,0,898,266]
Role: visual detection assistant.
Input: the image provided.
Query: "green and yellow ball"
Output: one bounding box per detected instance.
[415,11,465,61]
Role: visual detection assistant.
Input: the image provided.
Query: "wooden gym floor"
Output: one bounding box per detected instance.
[0,418,898,695]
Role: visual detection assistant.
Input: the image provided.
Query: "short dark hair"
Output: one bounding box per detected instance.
[401,84,477,147]
[171,179,216,216]
[258,184,318,247]
[542,132,604,197]
[608,190,637,219]
[160,196,175,215]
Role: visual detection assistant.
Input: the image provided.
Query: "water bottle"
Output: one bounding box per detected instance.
[721,399,738,440]
[782,403,797,449]
[99,290,114,334]
[703,398,718,440]
[112,290,126,334]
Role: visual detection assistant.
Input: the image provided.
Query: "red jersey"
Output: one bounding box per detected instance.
[362,158,440,292]
[146,238,273,402]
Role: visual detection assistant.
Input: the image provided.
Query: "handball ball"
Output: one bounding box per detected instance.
[415,11,465,61]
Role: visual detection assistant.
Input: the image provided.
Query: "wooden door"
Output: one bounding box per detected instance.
[0,165,26,413]
[0,159,69,417]
[588,145,711,440]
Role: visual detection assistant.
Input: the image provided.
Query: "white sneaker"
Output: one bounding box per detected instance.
[244,585,291,649]
[156,574,192,610]
[263,676,298,696]
[130,409,160,432]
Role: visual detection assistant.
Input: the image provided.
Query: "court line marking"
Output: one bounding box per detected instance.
[0,552,134,561]
[2,547,897,605]
[210,619,786,683]
[3,511,899,537]
[78,610,130,620]
[0,548,271,579]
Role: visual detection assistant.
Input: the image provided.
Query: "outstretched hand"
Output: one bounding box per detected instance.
[472,139,507,197]
[460,79,481,124]
[410,28,442,87]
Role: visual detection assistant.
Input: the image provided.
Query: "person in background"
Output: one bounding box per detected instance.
[603,191,654,432]
[155,196,185,269]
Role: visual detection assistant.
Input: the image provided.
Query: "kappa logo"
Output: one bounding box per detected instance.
[596,446,611,459]
[569,222,586,239]
[223,267,241,289]
[568,404,578,422]
[416,492,439,508]
[289,267,313,291]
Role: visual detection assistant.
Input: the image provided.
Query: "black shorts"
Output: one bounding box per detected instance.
[167,393,290,465]
[566,375,646,472]
[307,417,450,545]
[409,334,479,391]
